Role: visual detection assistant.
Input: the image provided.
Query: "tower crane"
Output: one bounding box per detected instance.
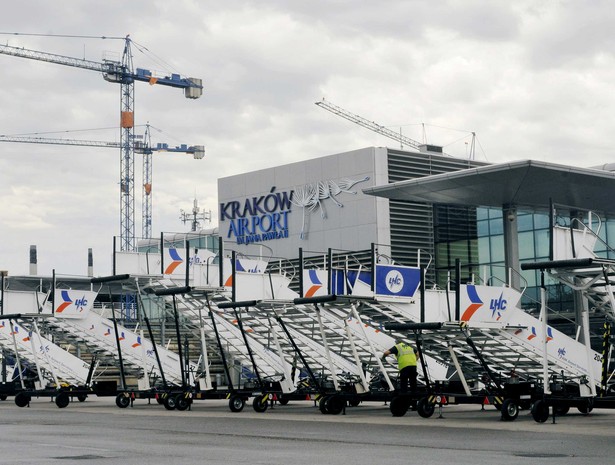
[0,127,204,239]
[315,99,477,158]
[0,36,203,250]
[315,99,424,151]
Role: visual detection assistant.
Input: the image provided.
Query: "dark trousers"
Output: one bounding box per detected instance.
[399,365,417,393]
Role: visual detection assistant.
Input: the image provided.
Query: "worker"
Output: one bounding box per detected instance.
[382,340,417,393]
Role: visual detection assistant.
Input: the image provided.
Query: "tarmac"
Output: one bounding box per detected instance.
[1,395,615,464]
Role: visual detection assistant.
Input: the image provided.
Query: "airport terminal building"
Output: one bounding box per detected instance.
[218,145,615,314]
[218,146,486,280]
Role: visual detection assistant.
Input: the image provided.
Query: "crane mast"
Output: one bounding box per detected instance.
[120,38,135,250]
[0,36,203,250]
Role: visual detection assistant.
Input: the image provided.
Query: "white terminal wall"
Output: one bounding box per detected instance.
[217,147,390,260]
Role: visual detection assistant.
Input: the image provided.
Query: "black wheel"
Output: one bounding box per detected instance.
[156,396,165,405]
[253,394,269,413]
[229,395,245,413]
[14,392,30,408]
[164,395,177,410]
[55,392,70,409]
[278,396,290,406]
[77,394,87,403]
[500,399,519,421]
[390,396,411,417]
[176,395,191,411]
[115,394,131,409]
[531,400,550,423]
[416,397,435,418]
[554,405,570,416]
[0,394,7,401]
[578,403,593,415]
[348,398,361,407]
[326,395,345,415]
[319,395,331,414]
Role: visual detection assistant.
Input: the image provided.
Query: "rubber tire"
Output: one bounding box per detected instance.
[319,395,331,414]
[390,396,411,417]
[278,396,290,406]
[116,394,131,409]
[176,395,191,411]
[55,392,70,409]
[164,395,177,410]
[416,397,435,418]
[77,394,88,403]
[531,400,550,423]
[326,395,345,415]
[501,399,519,421]
[554,405,570,416]
[253,394,269,413]
[14,392,30,408]
[348,398,361,407]
[156,396,165,405]
[0,394,7,401]
[228,395,245,412]
[578,403,593,415]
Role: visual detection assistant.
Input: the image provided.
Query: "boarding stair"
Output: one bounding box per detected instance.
[296,264,603,396]
[35,286,190,387]
[0,289,91,386]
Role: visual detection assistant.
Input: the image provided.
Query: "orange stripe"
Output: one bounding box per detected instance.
[305,285,321,297]
[56,302,71,313]
[461,303,482,321]
[164,261,182,274]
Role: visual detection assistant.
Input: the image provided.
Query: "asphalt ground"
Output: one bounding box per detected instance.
[1,395,615,464]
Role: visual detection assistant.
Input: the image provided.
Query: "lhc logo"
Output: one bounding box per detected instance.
[385,270,404,294]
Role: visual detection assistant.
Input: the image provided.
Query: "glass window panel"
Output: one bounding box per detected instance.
[476,207,489,221]
[517,214,534,232]
[519,265,537,287]
[468,238,479,264]
[605,220,615,249]
[489,208,503,219]
[534,229,550,258]
[489,218,504,235]
[478,236,490,263]
[477,220,489,237]
[490,264,507,286]
[533,213,550,229]
[518,231,535,259]
[490,235,505,262]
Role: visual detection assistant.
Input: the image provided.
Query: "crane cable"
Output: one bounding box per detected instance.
[0,32,124,40]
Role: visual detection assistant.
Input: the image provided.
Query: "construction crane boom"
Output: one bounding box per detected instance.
[0,130,204,240]
[0,42,203,93]
[315,99,423,151]
[0,36,203,251]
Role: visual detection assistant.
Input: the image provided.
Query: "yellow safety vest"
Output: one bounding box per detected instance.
[395,342,417,370]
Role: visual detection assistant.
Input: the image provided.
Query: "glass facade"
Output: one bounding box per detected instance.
[434,205,615,314]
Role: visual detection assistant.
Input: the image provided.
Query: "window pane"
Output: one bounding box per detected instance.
[490,235,505,262]
[534,229,550,258]
[476,207,489,221]
[478,236,490,263]
[518,231,535,259]
[489,218,503,235]
[517,214,534,232]
[533,213,549,229]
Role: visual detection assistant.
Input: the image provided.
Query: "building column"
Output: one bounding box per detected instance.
[503,204,521,290]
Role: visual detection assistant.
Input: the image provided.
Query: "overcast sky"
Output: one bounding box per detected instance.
[1,0,614,277]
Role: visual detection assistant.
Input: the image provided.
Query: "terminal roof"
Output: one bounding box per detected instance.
[364,159,615,214]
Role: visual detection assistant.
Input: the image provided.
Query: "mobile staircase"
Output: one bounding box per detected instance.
[0,287,93,408]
